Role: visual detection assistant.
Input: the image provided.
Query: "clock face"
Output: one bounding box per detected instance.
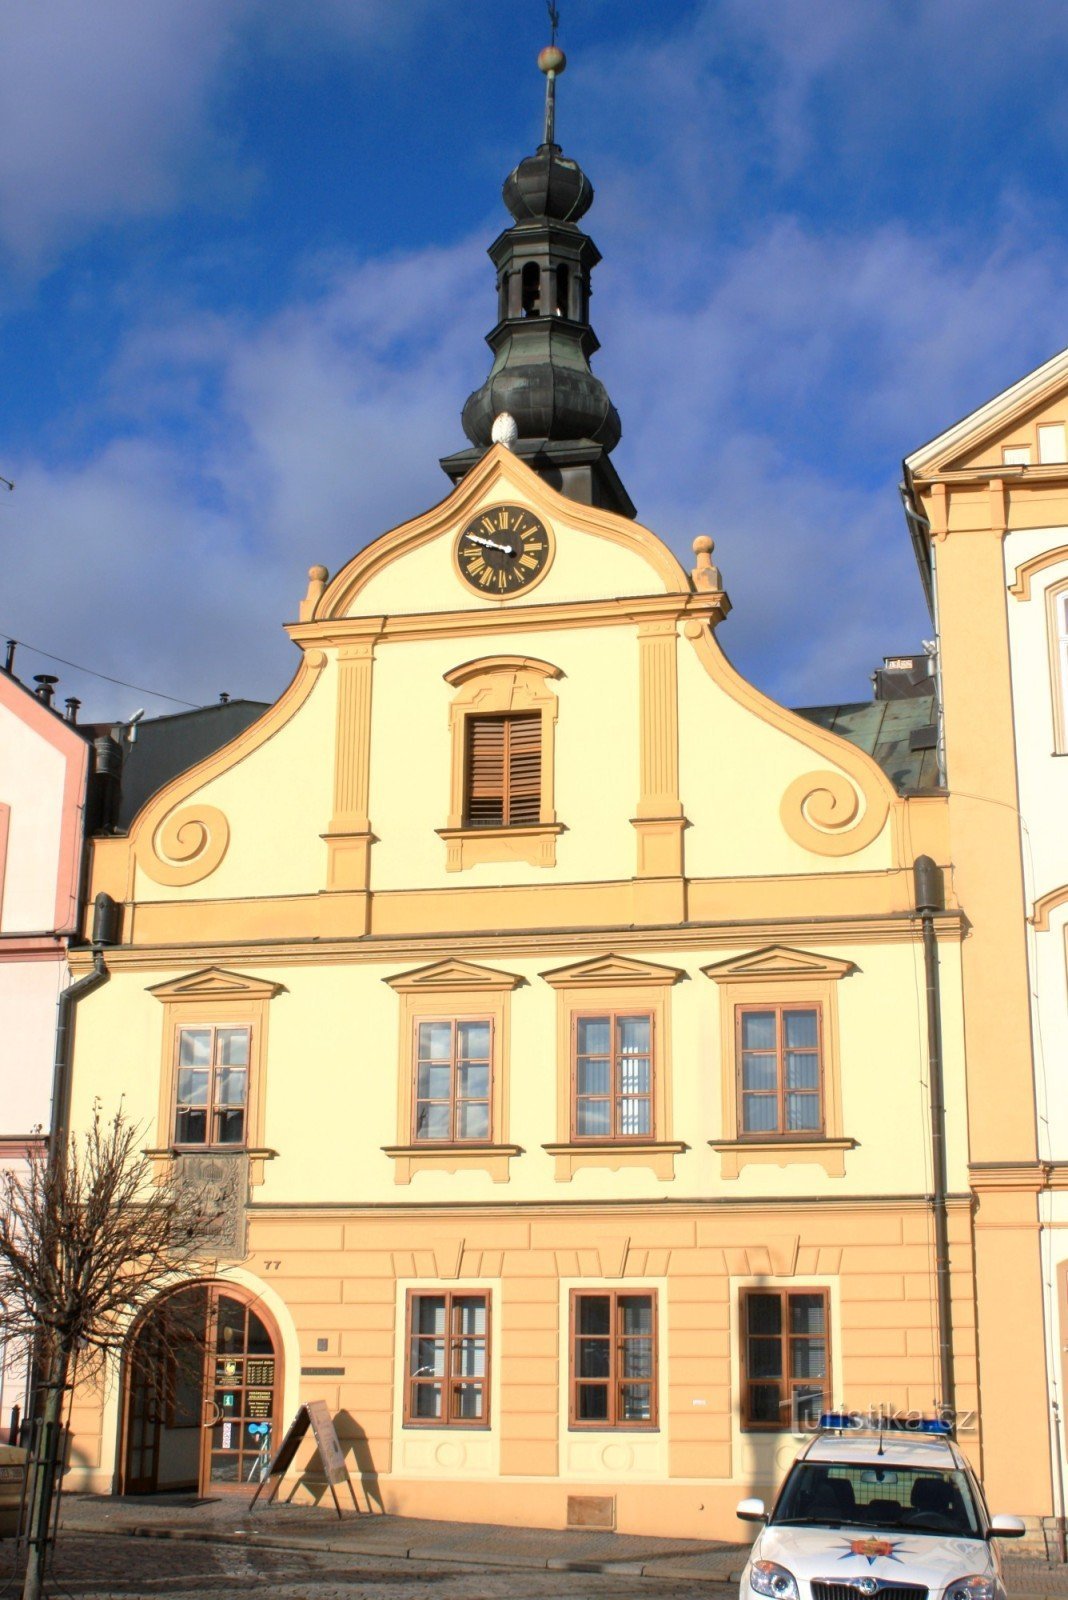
[455,504,554,597]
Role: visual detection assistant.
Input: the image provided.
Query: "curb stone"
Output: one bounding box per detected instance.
[59,1520,742,1583]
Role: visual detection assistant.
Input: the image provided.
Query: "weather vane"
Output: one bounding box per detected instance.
[547,2,560,45]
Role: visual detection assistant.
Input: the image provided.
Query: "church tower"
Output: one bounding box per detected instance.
[441,44,634,517]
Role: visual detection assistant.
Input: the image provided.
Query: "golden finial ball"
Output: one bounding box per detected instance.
[538,45,566,74]
[693,535,715,556]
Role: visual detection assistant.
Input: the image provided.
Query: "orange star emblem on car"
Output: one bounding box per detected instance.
[839,1538,906,1564]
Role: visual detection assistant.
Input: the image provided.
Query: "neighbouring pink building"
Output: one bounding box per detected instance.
[0,669,88,1437]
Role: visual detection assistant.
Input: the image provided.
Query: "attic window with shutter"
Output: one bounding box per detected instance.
[439,656,564,871]
[465,713,541,827]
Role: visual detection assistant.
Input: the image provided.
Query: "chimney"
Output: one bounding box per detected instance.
[64,697,80,725]
[33,674,58,707]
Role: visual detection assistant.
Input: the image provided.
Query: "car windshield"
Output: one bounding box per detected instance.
[772,1461,983,1539]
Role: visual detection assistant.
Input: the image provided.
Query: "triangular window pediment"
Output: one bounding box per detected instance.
[539,953,685,990]
[384,957,524,993]
[701,945,856,984]
[148,967,284,1002]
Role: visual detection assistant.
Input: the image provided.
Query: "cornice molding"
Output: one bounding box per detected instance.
[69,908,966,975]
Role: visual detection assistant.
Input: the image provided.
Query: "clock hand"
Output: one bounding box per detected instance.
[465,531,516,556]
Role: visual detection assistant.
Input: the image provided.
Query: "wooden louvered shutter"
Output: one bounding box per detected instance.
[464,713,541,827]
[505,714,541,824]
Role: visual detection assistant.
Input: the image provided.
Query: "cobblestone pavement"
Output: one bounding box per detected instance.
[0,1533,733,1600]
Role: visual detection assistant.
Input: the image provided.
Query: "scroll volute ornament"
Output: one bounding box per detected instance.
[136,804,231,887]
[780,770,889,857]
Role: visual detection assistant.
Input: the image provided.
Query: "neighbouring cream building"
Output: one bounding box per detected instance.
[0,669,88,1434]
[60,56,984,1538]
[904,352,1068,1544]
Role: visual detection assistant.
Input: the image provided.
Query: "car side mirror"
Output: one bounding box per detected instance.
[987,1515,1026,1539]
[737,1498,767,1522]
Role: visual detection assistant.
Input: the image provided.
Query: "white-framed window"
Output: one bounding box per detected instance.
[1039,424,1067,464]
[1003,446,1032,465]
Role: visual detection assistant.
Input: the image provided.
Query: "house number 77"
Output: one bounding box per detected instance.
[263,1260,281,1271]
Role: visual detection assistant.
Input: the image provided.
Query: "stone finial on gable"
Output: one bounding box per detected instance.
[299,564,329,621]
[691,535,722,593]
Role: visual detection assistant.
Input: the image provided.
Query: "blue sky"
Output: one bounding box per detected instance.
[4,0,1068,721]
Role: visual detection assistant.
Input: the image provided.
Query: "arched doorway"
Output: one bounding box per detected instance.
[122,1283,282,1495]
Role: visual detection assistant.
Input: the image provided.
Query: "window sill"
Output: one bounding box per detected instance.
[383,1142,522,1185]
[436,822,563,872]
[543,1140,686,1183]
[145,1145,276,1186]
[709,1137,856,1179]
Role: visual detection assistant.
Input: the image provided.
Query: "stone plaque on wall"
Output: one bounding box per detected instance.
[171,1151,248,1259]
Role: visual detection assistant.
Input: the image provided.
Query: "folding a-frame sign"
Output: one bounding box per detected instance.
[249,1400,362,1519]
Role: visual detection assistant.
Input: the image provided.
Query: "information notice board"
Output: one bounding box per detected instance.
[249,1401,361,1518]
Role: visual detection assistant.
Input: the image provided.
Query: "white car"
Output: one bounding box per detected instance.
[737,1422,1025,1600]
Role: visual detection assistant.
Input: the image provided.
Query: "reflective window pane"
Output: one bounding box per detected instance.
[620,1298,653,1336]
[177,1067,209,1107]
[618,1016,650,1054]
[620,1097,651,1136]
[418,1021,454,1061]
[576,1058,610,1097]
[413,1383,442,1418]
[621,1338,653,1379]
[784,1010,818,1049]
[576,1383,609,1420]
[576,1099,611,1137]
[217,1067,247,1107]
[455,1383,484,1419]
[417,1062,451,1102]
[215,1107,245,1144]
[454,1299,485,1337]
[785,1052,818,1090]
[741,1054,776,1092]
[748,1385,781,1424]
[786,1093,821,1131]
[791,1339,826,1380]
[458,1020,490,1060]
[458,1063,489,1101]
[789,1295,825,1336]
[175,1107,207,1143]
[742,1096,779,1133]
[179,1029,212,1067]
[577,1296,611,1336]
[415,1103,450,1141]
[747,1294,782,1336]
[414,1297,446,1336]
[741,1011,776,1050]
[218,1028,250,1066]
[619,1383,651,1421]
[458,1101,489,1140]
[747,1336,783,1379]
[576,1017,611,1056]
[578,1337,611,1378]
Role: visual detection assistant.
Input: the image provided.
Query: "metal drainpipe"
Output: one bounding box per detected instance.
[914,855,956,1427]
[27,895,116,1430]
[47,893,117,1173]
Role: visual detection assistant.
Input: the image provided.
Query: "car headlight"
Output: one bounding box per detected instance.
[750,1561,800,1600]
[945,1578,1003,1600]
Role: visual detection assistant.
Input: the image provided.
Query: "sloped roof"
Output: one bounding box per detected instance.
[792,694,941,794]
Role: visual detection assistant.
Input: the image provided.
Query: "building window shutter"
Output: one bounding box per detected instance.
[465,713,541,827]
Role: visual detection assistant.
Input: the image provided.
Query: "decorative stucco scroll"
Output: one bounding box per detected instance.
[681,620,896,862]
[136,804,230,887]
[780,770,889,858]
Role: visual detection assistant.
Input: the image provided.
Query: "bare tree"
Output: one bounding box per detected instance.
[0,1108,221,1600]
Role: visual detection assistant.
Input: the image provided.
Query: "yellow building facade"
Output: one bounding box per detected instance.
[63,440,976,1538]
[57,52,996,1540]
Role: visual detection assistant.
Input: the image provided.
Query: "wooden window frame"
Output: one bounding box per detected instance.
[702,948,855,1179]
[463,711,541,829]
[735,1002,825,1141]
[740,1286,832,1433]
[411,1015,494,1145]
[172,1022,252,1150]
[148,969,281,1188]
[438,656,563,871]
[403,1289,492,1429]
[570,1010,655,1143]
[568,1289,658,1431]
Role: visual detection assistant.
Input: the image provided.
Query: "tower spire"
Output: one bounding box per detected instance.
[541,5,563,147]
[440,32,634,519]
